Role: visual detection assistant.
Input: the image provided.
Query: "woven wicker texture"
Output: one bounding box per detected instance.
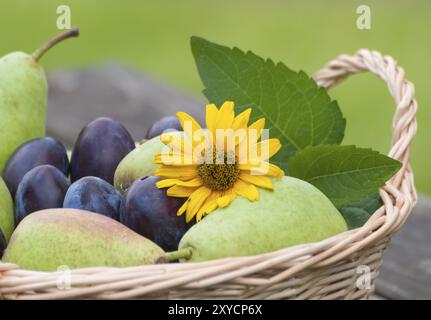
[0,49,418,300]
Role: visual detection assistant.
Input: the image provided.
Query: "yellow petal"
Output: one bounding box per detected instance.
[157,177,203,189]
[155,165,197,179]
[186,186,212,223]
[265,163,285,178]
[197,203,218,222]
[238,162,262,170]
[177,200,189,217]
[160,134,193,156]
[248,118,265,142]
[167,185,198,197]
[232,108,251,130]
[154,152,194,165]
[238,162,285,177]
[177,111,202,142]
[196,191,220,222]
[216,101,235,129]
[253,138,281,161]
[231,108,252,147]
[156,179,178,188]
[237,118,267,162]
[174,177,203,187]
[160,132,181,145]
[216,189,237,208]
[205,104,218,137]
[239,173,274,190]
[233,179,259,201]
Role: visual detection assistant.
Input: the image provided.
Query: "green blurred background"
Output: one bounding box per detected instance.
[1,0,429,194]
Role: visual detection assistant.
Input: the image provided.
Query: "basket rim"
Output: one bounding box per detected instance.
[0,48,418,300]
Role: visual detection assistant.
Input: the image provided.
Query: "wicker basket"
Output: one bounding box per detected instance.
[0,49,418,300]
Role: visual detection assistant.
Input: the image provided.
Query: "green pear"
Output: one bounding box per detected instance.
[0,177,14,241]
[2,208,164,271]
[167,176,347,262]
[114,135,168,191]
[0,28,79,173]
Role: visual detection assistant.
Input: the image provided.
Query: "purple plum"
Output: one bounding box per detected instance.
[70,117,135,184]
[145,116,182,139]
[63,176,122,221]
[2,137,69,197]
[15,165,70,224]
[120,176,191,251]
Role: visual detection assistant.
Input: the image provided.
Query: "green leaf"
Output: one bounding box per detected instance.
[340,207,372,229]
[191,36,346,170]
[340,194,382,229]
[287,145,402,208]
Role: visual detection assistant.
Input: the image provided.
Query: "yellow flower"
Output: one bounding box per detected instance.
[154,101,284,223]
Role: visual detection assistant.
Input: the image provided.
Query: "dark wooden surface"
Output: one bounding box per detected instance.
[375,198,431,299]
[46,65,431,300]
[47,64,204,147]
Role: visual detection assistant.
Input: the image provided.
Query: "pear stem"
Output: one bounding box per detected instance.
[162,248,193,262]
[32,27,80,62]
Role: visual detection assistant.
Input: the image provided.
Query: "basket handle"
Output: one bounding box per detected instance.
[313,49,418,203]
[301,50,420,268]
[313,49,417,164]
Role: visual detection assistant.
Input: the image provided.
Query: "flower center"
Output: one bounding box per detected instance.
[197,150,239,191]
